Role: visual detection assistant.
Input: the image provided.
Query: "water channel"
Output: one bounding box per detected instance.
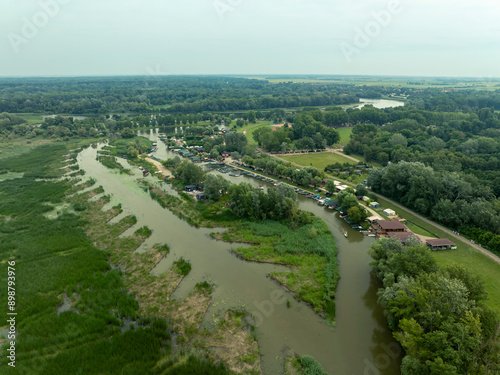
[353,98,405,109]
[77,132,402,375]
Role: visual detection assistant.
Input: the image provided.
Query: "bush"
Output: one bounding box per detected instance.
[174,257,192,276]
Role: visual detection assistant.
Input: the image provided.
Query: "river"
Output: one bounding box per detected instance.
[353,98,405,109]
[77,133,402,375]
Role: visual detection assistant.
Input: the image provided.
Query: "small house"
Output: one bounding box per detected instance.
[369,202,380,208]
[425,239,457,250]
[372,220,408,236]
[185,185,197,192]
[383,209,396,216]
[362,196,370,202]
[196,193,205,200]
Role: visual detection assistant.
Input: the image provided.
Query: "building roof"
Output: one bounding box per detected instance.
[426,239,455,246]
[376,220,407,231]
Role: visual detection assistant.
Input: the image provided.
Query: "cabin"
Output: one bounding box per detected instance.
[383,208,396,216]
[196,193,205,200]
[425,238,457,250]
[185,185,197,192]
[372,220,408,237]
[369,202,381,208]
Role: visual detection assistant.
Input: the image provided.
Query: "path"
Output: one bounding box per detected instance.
[145,157,172,177]
[328,148,361,163]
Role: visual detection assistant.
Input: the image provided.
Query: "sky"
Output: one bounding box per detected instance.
[1,0,499,77]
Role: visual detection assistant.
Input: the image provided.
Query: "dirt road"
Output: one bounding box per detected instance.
[145,157,172,177]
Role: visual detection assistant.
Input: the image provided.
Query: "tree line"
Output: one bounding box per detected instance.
[368,161,500,254]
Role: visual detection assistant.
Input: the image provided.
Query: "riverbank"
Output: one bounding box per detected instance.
[143,180,339,317]
[69,179,262,374]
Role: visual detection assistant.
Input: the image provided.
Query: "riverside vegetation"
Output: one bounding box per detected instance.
[0,137,334,374]
[0,141,236,374]
[369,237,500,374]
[141,158,339,318]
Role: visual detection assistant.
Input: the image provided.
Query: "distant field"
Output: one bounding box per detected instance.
[245,76,500,90]
[280,152,357,170]
[375,195,500,315]
[336,127,353,147]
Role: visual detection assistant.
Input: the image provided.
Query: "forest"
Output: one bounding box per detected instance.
[369,238,500,374]
[0,76,359,114]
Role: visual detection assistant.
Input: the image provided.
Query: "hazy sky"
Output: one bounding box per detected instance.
[1,0,499,77]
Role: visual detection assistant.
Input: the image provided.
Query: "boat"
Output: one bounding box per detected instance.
[344,231,348,237]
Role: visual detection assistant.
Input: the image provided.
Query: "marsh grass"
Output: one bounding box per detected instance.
[0,141,228,374]
[146,179,340,317]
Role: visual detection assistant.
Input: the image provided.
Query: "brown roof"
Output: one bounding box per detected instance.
[376,220,407,231]
[426,238,455,246]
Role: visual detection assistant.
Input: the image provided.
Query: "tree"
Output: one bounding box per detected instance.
[313,176,322,188]
[175,160,205,186]
[347,206,367,224]
[204,174,230,201]
[294,169,312,186]
[120,127,135,138]
[355,184,369,197]
[325,180,336,195]
[337,192,359,211]
[247,111,256,123]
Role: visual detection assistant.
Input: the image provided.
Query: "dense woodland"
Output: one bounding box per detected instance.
[370,238,500,374]
[0,76,359,114]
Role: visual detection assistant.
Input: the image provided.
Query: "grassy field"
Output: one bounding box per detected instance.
[375,196,500,315]
[246,75,500,90]
[404,221,435,237]
[236,121,273,146]
[280,152,357,171]
[335,127,353,147]
[21,114,44,124]
[0,139,51,161]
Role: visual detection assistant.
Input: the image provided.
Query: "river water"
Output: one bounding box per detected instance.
[354,98,405,109]
[77,132,402,375]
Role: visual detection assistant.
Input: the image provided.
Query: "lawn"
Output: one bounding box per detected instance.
[375,195,500,315]
[335,127,353,147]
[280,152,357,171]
[236,121,273,146]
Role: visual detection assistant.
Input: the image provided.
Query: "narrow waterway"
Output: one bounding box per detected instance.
[78,136,402,375]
